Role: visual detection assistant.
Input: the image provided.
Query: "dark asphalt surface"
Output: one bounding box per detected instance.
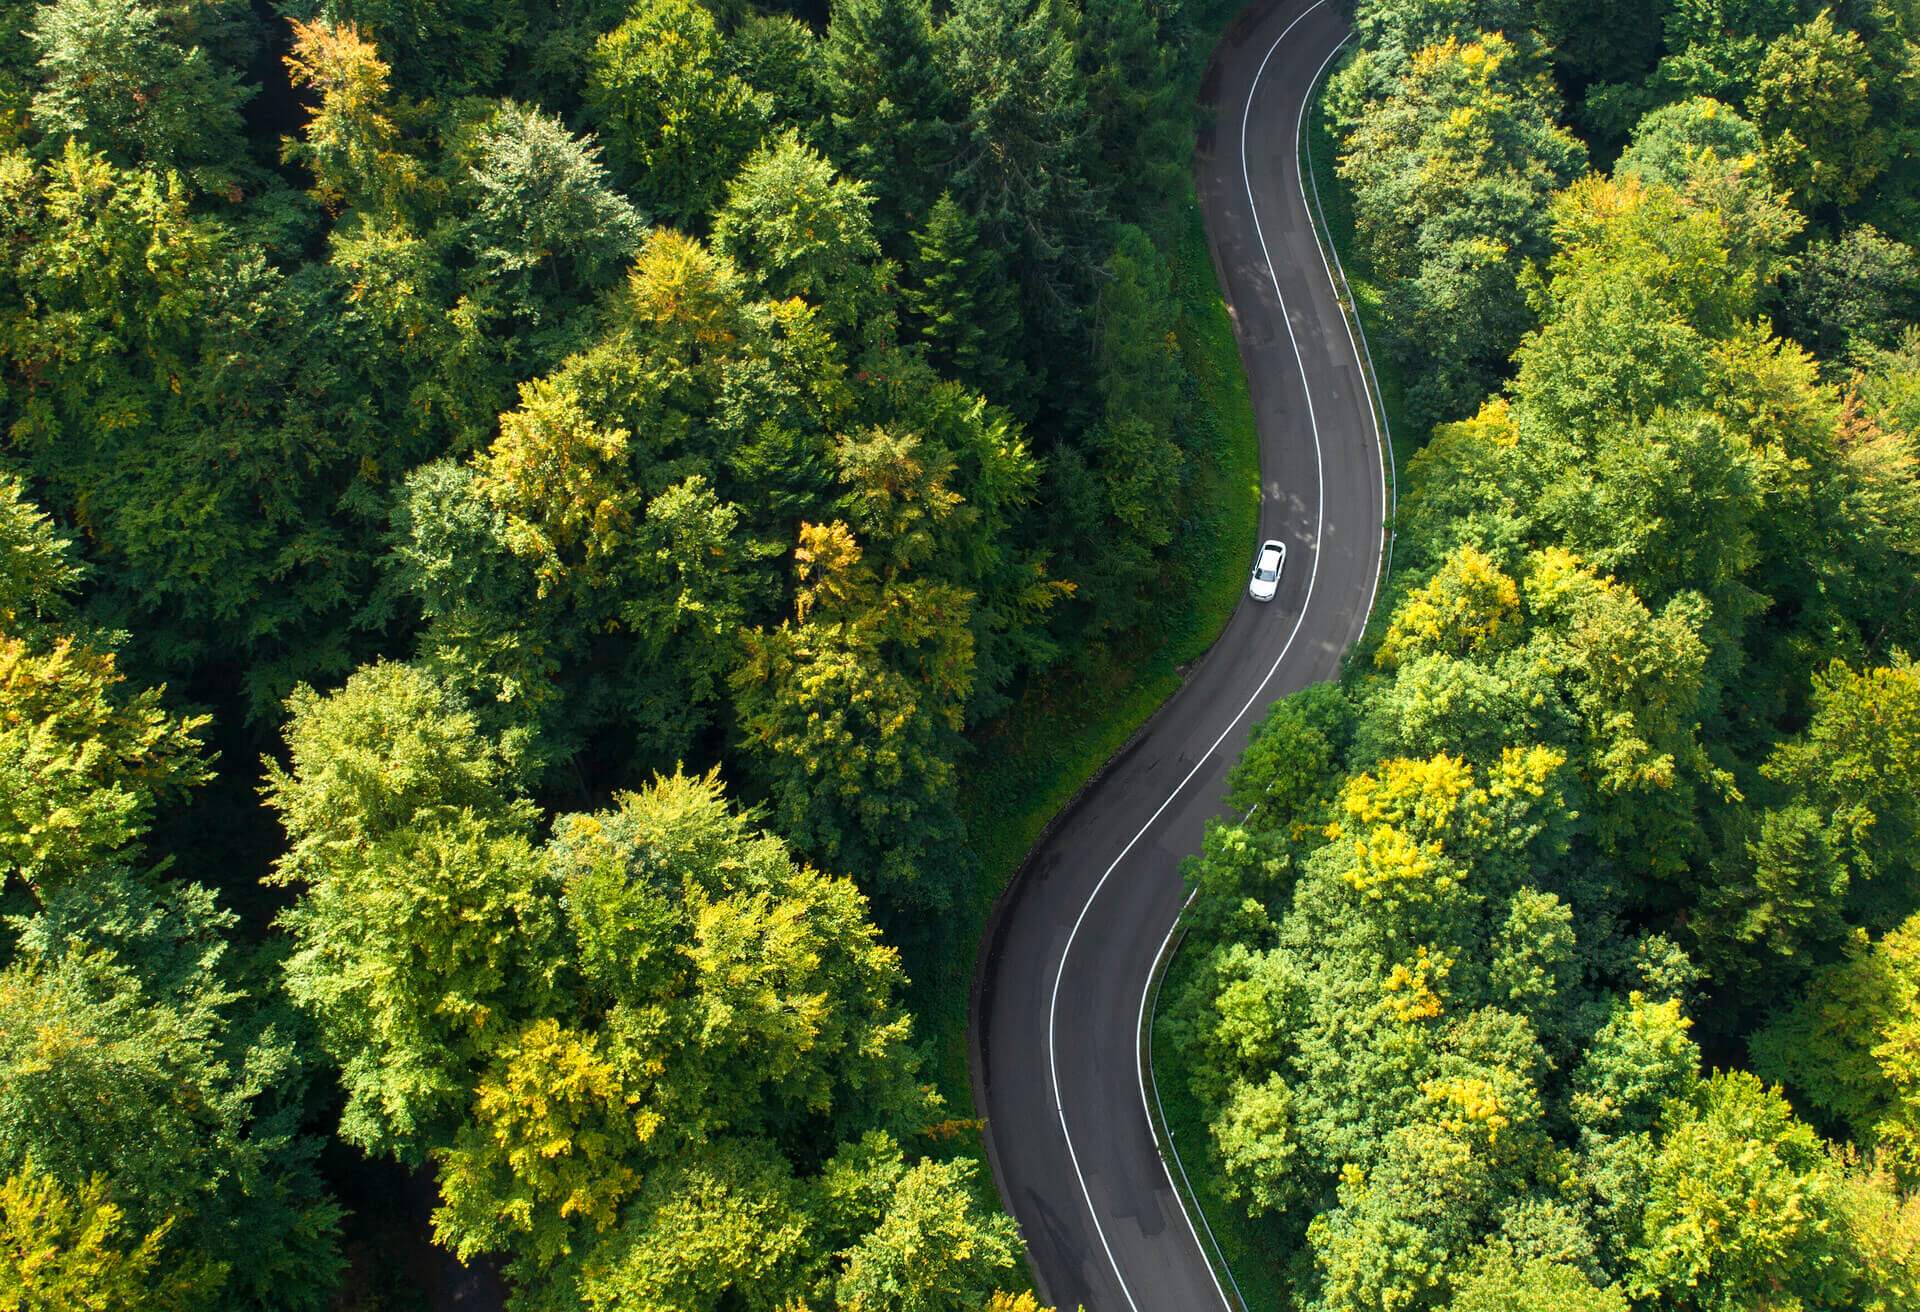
[967,2,1384,1308]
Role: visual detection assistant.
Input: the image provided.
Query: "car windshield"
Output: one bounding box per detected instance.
[1256,567,1277,581]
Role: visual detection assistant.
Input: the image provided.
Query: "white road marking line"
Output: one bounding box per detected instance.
[1291,36,1391,640]
[1043,3,1350,1308]
[1136,887,1239,1311]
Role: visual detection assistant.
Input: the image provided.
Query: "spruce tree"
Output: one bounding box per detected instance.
[1076,0,1187,227]
[939,0,1102,335]
[905,192,1026,405]
[822,0,954,249]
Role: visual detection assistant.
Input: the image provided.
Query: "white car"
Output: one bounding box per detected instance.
[1248,539,1286,602]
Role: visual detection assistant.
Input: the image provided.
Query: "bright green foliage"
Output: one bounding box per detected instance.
[552,771,921,1145]
[1831,1160,1920,1311]
[0,480,79,635]
[1182,747,1579,1293]
[14,0,1916,1297]
[714,132,886,334]
[1627,1072,1850,1311]
[1571,994,1701,1138]
[620,476,769,744]
[1616,96,1766,193]
[281,18,417,211]
[428,770,929,1286]
[1338,0,1548,98]
[1776,655,1920,890]
[1750,12,1888,211]
[557,1139,811,1311]
[0,884,343,1310]
[1335,33,1586,428]
[1443,1246,1628,1312]
[266,662,555,1157]
[1858,328,1920,449]
[1754,913,1920,1180]
[266,660,531,861]
[0,636,210,901]
[1614,97,1803,276]
[587,0,770,226]
[0,480,210,901]
[1337,31,1579,280]
[388,234,787,769]
[1227,681,1354,837]
[1710,655,1920,960]
[733,522,975,905]
[1212,1074,1303,1216]
[434,1018,647,1264]
[0,495,339,1302]
[0,1163,221,1312]
[0,0,1375,1299]
[833,1156,1022,1312]
[1178,26,1920,1303]
[28,0,251,188]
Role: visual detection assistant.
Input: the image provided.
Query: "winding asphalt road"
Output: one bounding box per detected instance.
[967,2,1385,1307]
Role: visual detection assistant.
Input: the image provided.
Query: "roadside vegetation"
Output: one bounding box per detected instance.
[0,0,1261,1307]
[1165,0,1920,1306]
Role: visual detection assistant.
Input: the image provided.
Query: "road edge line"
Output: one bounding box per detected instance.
[1140,887,1250,1312]
[1294,36,1399,616]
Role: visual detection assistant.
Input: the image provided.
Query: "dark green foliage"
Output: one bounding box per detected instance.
[310,0,528,95]
[460,102,644,325]
[1536,0,1667,87]
[0,0,1245,1286]
[28,0,254,189]
[939,0,1102,337]
[822,0,953,246]
[1077,0,1189,226]
[905,193,1028,405]
[1652,0,1807,105]
[724,14,826,136]
[1780,226,1920,361]
[0,489,343,1305]
[48,0,1920,1300]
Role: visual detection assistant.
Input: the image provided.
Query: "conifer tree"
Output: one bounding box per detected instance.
[822,0,953,247]
[905,193,1026,404]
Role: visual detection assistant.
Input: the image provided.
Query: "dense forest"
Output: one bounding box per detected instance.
[1168,0,1920,1306]
[0,0,1249,1304]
